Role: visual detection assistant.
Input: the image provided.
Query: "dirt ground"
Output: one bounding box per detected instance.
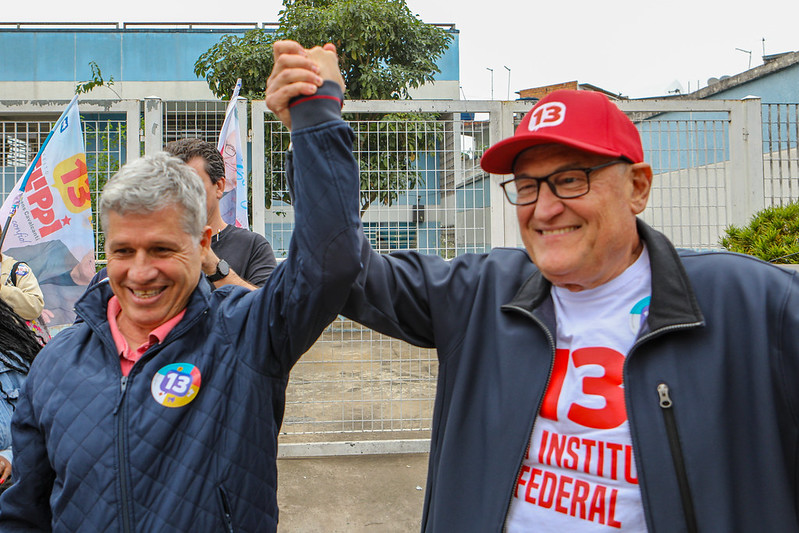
[281,324,438,437]
[277,453,429,532]
[275,323,435,531]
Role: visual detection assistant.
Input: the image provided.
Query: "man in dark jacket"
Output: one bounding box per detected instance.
[275,46,799,533]
[0,44,358,532]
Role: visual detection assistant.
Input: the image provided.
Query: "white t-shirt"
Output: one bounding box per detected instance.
[505,247,652,532]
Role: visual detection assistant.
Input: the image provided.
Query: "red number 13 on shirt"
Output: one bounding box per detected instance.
[539,347,626,429]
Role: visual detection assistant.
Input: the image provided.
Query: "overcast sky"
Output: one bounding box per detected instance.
[4,0,798,99]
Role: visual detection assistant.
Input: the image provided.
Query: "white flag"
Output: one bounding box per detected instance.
[0,97,95,335]
[217,79,249,229]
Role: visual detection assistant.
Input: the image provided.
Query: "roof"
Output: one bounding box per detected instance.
[516,81,623,101]
[676,50,799,99]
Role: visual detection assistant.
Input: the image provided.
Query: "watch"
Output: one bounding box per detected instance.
[207,259,230,282]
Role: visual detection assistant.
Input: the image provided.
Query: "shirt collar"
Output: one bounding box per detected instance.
[107,295,186,355]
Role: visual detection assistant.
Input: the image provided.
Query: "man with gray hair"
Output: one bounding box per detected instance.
[0,45,357,532]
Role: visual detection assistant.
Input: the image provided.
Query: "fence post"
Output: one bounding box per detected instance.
[487,101,535,249]
[121,100,141,162]
[727,96,764,226]
[250,101,267,236]
[143,97,163,155]
[487,101,511,248]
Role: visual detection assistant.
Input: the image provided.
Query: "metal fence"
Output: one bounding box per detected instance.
[0,96,793,455]
[763,103,799,205]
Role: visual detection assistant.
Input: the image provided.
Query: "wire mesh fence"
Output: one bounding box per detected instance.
[637,116,731,249]
[261,111,494,261]
[0,97,786,449]
[260,108,497,440]
[763,103,799,206]
[283,318,437,439]
[163,101,226,145]
[0,119,52,198]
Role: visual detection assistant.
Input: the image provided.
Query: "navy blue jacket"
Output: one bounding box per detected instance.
[343,210,799,532]
[0,92,361,532]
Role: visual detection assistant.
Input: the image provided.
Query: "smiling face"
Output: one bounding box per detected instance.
[513,144,652,291]
[105,204,210,341]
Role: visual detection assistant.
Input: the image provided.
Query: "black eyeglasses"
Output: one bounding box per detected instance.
[499,159,628,206]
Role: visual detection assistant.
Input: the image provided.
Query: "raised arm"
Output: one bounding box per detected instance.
[229,41,361,374]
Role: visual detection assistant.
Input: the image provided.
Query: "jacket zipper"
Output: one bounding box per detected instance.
[218,486,235,533]
[113,346,167,533]
[501,305,557,533]
[116,375,133,533]
[624,320,702,531]
[656,383,698,533]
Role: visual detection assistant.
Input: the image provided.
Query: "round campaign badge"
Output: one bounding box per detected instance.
[151,363,202,408]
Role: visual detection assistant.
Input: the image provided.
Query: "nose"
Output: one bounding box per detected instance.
[531,180,565,221]
[127,252,158,284]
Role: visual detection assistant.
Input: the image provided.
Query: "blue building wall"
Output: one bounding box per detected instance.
[0,26,459,84]
[703,62,799,104]
[638,62,799,174]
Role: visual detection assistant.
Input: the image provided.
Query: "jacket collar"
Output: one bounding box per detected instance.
[503,218,705,332]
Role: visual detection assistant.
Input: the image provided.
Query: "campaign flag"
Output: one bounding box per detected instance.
[0,97,94,335]
[217,78,249,229]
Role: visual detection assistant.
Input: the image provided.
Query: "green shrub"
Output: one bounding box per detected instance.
[720,202,799,263]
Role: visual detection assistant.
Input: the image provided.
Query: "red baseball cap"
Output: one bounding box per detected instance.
[480,89,644,174]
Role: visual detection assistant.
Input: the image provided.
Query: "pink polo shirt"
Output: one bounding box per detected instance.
[107,296,186,376]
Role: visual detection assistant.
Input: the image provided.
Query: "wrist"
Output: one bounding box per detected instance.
[288,81,344,130]
[206,259,230,283]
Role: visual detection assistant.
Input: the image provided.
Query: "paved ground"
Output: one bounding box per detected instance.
[277,453,429,532]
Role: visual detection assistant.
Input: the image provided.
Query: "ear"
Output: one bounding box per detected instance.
[628,163,653,215]
[215,177,226,199]
[200,225,212,253]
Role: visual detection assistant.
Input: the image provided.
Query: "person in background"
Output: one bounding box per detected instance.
[0,253,44,323]
[165,138,277,288]
[88,138,277,291]
[0,297,43,491]
[4,242,94,334]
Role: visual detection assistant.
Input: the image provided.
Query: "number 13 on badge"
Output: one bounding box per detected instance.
[151,363,202,408]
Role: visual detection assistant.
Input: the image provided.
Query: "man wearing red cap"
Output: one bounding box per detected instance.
[271,50,799,532]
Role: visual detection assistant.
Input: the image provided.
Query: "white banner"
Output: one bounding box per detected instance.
[217,79,249,229]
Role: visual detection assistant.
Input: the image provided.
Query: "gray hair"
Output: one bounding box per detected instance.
[99,152,206,242]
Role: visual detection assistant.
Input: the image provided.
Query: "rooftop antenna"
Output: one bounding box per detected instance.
[735,47,752,69]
